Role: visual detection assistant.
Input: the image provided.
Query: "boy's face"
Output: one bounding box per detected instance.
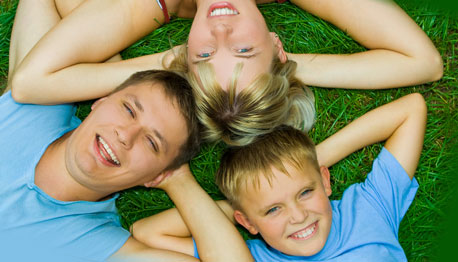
[235,161,333,256]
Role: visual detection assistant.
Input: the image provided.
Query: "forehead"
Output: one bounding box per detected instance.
[239,161,321,206]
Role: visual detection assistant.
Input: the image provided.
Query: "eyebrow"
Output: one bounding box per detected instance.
[126,93,168,153]
[127,94,144,113]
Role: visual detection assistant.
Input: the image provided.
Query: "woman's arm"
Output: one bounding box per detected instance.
[316,93,427,178]
[289,0,443,89]
[11,0,171,104]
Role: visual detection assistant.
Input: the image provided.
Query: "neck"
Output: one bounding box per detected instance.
[35,132,109,202]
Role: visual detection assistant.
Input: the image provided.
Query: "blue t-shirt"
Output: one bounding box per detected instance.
[0,91,130,261]
[195,148,418,261]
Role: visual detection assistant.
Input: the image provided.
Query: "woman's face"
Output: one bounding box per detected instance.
[188,0,281,92]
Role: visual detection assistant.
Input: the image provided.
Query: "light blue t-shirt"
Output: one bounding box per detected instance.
[194,148,418,261]
[0,91,130,261]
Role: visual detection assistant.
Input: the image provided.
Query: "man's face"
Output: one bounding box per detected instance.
[187,0,282,92]
[236,161,333,256]
[65,82,188,194]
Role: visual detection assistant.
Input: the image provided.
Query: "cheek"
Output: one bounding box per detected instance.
[258,216,287,238]
[314,195,332,216]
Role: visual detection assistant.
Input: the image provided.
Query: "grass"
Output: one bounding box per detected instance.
[1,0,456,261]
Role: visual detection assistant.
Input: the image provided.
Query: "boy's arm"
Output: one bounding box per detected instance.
[129,165,251,262]
[132,200,234,257]
[288,0,442,89]
[316,93,426,179]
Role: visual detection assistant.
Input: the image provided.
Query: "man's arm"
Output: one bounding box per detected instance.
[130,165,252,262]
[109,237,199,262]
[316,93,427,179]
[289,0,442,89]
[132,200,234,257]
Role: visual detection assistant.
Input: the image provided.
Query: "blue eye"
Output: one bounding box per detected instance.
[300,189,311,198]
[199,52,211,58]
[266,206,279,215]
[238,48,252,53]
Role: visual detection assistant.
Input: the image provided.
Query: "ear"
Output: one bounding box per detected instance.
[91,97,107,110]
[234,210,259,235]
[143,171,171,188]
[320,166,332,197]
[270,32,288,63]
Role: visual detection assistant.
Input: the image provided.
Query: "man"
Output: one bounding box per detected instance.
[0,1,252,261]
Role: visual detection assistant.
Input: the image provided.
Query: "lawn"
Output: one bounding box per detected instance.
[1,0,456,261]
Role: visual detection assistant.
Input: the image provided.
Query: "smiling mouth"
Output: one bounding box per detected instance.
[288,221,318,240]
[208,2,239,17]
[96,135,120,166]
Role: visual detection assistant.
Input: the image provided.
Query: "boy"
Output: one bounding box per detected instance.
[1,0,252,261]
[132,93,426,261]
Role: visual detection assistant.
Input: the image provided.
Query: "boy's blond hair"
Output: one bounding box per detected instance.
[215,126,320,209]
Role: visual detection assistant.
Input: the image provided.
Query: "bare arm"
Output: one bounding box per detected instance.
[109,237,199,262]
[11,0,171,104]
[132,165,252,262]
[289,0,443,89]
[132,200,234,257]
[316,93,427,178]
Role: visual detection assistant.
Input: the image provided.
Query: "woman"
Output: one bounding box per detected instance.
[9,0,442,145]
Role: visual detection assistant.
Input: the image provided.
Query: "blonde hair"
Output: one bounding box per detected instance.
[166,45,315,146]
[215,126,320,209]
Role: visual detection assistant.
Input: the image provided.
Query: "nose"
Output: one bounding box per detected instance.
[115,124,141,149]
[211,23,232,42]
[289,204,308,224]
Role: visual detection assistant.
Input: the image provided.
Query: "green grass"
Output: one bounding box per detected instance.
[1,1,456,261]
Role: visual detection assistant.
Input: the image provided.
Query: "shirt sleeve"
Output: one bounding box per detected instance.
[359,147,419,231]
[192,238,200,259]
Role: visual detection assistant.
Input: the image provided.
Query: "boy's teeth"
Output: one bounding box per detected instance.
[210,8,239,16]
[98,136,120,165]
[291,224,316,239]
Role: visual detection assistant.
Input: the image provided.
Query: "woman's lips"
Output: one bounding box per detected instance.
[207,2,239,17]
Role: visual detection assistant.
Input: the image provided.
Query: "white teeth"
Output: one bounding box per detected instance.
[292,224,316,239]
[210,8,239,16]
[98,136,120,165]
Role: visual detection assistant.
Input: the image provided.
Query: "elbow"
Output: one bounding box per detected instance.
[428,51,444,82]
[10,69,45,104]
[407,93,427,119]
[418,50,443,83]
[10,70,31,104]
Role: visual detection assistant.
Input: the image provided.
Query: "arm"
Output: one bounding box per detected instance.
[132,200,234,256]
[316,93,426,179]
[289,0,443,89]
[109,237,199,262]
[11,0,172,104]
[132,165,252,262]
